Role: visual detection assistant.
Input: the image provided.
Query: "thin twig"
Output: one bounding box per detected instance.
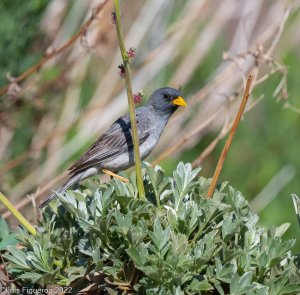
[266,8,289,56]
[192,110,231,167]
[152,109,222,165]
[114,0,145,199]
[193,95,263,167]
[0,152,28,176]
[2,172,68,219]
[284,102,300,114]
[0,0,109,96]
[207,74,254,198]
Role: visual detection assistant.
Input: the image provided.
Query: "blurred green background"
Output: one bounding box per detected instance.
[1,0,300,250]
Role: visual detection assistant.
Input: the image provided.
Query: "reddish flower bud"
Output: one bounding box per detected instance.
[133,90,144,104]
[118,64,125,79]
[127,47,136,60]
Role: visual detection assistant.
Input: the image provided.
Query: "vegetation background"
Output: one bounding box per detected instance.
[1,0,300,249]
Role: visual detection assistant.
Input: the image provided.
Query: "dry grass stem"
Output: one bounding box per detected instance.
[207,74,254,198]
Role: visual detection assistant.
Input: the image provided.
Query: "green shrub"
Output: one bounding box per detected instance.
[5,163,300,294]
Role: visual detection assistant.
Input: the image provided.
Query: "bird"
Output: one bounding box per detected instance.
[40,87,187,207]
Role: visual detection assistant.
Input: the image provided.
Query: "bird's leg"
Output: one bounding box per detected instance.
[101,169,129,183]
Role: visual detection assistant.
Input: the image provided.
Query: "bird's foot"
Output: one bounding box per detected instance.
[101,169,129,183]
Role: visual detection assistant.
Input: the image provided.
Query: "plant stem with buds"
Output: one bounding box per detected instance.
[114,0,145,199]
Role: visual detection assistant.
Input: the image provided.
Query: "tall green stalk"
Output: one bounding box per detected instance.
[114,0,145,199]
[0,191,36,236]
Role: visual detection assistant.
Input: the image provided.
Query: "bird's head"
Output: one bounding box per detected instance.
[148,87,187,115]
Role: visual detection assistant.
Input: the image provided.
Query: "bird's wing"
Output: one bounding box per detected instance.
[68,112,150,174]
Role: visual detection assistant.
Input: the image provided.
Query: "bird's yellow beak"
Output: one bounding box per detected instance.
[172,96,187,107]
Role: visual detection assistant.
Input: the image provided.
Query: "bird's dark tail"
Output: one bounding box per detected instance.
[39,173,82,208]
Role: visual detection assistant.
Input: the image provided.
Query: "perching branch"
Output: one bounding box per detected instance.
[0,0,109,96]
[207,73,254,198]
[114,0,145,199]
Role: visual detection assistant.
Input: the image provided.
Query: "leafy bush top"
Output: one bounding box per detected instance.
[5,163,300,294]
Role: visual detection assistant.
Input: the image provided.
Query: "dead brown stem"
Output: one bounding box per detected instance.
[207,74,254,198]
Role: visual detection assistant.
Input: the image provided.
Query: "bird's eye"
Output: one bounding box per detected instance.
[163,94,169,99]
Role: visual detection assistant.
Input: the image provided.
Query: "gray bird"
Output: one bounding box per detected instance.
[40,87,186,207]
